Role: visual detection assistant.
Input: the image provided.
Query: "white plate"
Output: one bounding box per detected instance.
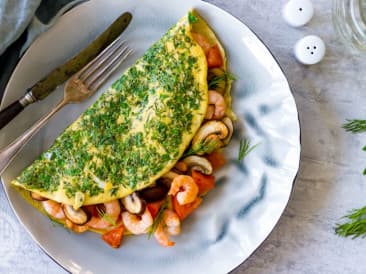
[0,0,301,273]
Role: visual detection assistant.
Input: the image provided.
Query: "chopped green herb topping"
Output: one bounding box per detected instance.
[188,12,198,24]
[16,20,204,202]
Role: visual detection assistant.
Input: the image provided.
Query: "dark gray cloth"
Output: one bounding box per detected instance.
[0,0,85,102]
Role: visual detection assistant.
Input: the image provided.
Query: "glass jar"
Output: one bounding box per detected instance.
[333,0,366,52]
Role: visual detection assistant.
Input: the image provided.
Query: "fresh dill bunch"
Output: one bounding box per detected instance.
[148,198,168,238]
[335,119,366,239]
[335,206,366,238]
[238,138,258,161]
[208,72,236,90]
[343,119,366,133]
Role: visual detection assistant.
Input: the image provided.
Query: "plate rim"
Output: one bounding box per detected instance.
[0,0,301,273]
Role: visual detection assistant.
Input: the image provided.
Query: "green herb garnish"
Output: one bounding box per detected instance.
[148,198,168,238]
[343,119,366,133]
[335,119,366,238]
[208,72,236,90]
[335,206,366,238]
[97,207,116,226]
[238,138,258,161]
[188,12,198,24]
[183,139,222,157]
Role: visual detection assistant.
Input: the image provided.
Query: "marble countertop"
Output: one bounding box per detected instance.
[1,0,366,273]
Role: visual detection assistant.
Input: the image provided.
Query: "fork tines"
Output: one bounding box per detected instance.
[78,36,132,91]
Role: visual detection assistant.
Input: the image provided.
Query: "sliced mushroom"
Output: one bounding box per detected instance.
[65,218,89,233]
[222,117,234,145]
[62,204,90,225]
[162,171,179,181]
[174,162,188,173]
[172,161,188,174]
[30,192,47,201]
[191,120,229,154]
[182,155,213,175]
[65,218,74,229]
[157,171,180,188]
[42,200,65,219]
[139,184,168,202]
[121,192,146,215]
[156,177,173,187]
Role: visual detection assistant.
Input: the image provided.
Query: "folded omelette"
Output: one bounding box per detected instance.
[12,10,235,246]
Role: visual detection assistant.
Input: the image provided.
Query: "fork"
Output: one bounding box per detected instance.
[0,36,132,175]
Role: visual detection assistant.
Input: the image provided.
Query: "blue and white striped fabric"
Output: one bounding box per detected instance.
[0,0,86,98]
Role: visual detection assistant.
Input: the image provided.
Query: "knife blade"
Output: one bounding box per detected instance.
[0,11,132,130]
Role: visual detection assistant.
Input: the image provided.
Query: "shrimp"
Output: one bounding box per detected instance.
[87,200,121,230]
[122,208,153,235]
[154,223,174,247]
[162,210,181,235]
[205,105,215,120]
[154,209,181,247]
[205,90,226,120]
[191,32,211,54]
[168,175,199,205]
[42,200,65,219]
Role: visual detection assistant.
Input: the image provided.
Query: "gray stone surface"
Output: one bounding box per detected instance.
[1,0,366,273]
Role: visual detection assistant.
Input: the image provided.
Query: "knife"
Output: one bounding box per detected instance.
[0,12,132,130]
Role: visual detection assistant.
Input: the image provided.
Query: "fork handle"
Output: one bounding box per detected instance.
[0,99,66,175]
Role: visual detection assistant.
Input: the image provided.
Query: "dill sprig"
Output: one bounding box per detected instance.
[343,119,366,133]
[97,206,116,226]
[238,138,258,161]
[335,206,366,238]
[208,72,236,90]
[148,198,168,238]
[335,119,366,239]
[183,139,221,157]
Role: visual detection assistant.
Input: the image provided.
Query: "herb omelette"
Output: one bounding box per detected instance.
[12,13,209,208]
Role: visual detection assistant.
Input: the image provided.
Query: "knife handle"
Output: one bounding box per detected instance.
[0,101,24,129]
[0,91,36,130]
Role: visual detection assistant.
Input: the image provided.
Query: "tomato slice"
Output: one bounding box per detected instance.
[173,196,202,220]
[83,204,105,218]
[102,225,124,248]
[147,200,164,219]
[207,44,223,68]
[191,170,215,195]
[205,151,226,171]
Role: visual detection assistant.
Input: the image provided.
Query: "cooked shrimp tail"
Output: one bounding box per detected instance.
[168,175,199,205]
[205,90,226,120]
[154,223,175,247]
[154,209,181,247]
[122,208,153,235]
[87,200,121,229]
